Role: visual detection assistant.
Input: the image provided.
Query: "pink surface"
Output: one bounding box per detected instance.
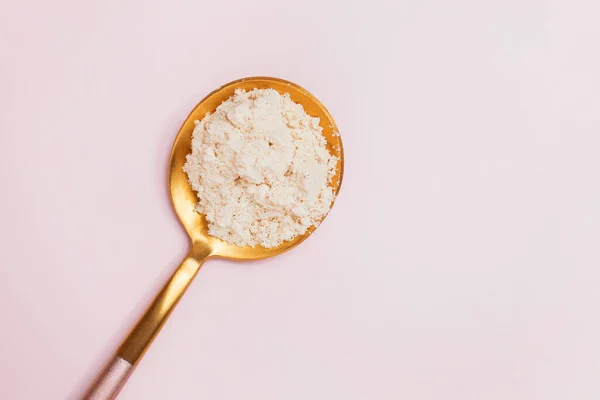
[2,0,600,399]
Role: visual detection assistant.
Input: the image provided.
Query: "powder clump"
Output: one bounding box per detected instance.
[183,88,338,248]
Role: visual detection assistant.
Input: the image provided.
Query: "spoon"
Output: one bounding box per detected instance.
[84,76,344,399]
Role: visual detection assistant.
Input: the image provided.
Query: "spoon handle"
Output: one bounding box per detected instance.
[84,242,212,399]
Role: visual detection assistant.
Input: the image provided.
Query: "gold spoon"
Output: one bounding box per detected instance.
[84,77,344,399]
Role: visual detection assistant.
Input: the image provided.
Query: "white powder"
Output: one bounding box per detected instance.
[183,88,338,248]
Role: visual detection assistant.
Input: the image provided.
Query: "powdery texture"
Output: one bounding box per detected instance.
[183,88,338,248]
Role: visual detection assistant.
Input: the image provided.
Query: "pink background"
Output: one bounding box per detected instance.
[2,0,600,399]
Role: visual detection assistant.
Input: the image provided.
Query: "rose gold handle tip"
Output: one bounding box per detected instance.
[84,357,133,400]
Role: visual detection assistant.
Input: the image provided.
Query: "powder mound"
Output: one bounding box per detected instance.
[183,88,338,248]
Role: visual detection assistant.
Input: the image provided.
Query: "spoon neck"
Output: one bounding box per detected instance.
[190,239,213,261]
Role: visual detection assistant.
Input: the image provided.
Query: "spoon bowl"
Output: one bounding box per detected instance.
[85,77,343,399]
[169,76,344,260]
